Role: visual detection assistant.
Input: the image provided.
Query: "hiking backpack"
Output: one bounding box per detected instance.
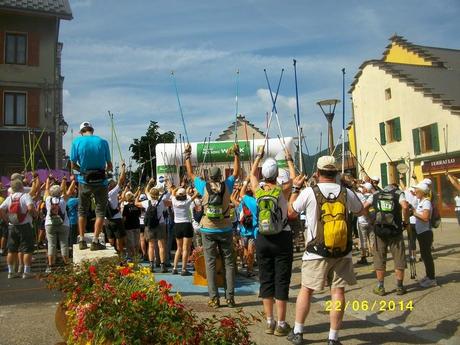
[307,185,351,258]
[373,189,403,239]
[50,197,65,226]
[255,186,285,236]
[430,200,441,229]
[204,183,226,220]
[8,194,27,225]
[239,200,254,231]
[144,193,165,228]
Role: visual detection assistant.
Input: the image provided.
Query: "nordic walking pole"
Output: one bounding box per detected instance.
[244,121,252,166]
[148,144,154,178]
[207,132,213,167]
[108,111,114,164]
[294,59,303,173]
[374,137,393,162]
[25,128,46,170]
[361,151,370,168]
[110,112,124,162]
[28,130,33,172]
[264,68,284,114]
[234,68,239,144]
[367,152,377,171]
[37,139,51,170]
[301,127,310,156]
[331,132,343,157]
[171,71,190,144]
[341,68,346,174]
[22,134,28,171]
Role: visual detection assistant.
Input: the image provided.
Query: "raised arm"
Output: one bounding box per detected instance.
[44,175,51,199]
[184,144,195,181]
[65,179,77,199]
[447,173,460,192]
[232,144,240,178]
[249,145,264,192]
[118,162,126,187]
[240,176,250,199]
[61,176,68,196]
[144,177,155,196]
[288,174,306,219]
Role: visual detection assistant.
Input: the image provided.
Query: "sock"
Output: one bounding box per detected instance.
[294,322,304,334]
[277,320,286,327]
[18,265,23,273]
[24,266,31,274]
[8,265,14,274]
[92,237,99,243]
[266,316,274,325]
[397,279,403,288]
[150,261,155,267]
[329,329,339,341]
[377,280,384,289]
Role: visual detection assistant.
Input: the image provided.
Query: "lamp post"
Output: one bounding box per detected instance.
[317,99,340,155]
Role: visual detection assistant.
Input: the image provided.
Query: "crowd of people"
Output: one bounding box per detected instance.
[1,121,460,345]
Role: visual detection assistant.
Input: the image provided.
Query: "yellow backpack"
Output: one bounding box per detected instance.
[307,185,351,257]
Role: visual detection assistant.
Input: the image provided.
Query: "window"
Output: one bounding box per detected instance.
[379,117,401,145]
[4,92,26,126]
[412,123,439,155]
[5,33,27,64]
[385,88,392,100]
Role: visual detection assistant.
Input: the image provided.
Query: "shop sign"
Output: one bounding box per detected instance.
[421,157,460,173]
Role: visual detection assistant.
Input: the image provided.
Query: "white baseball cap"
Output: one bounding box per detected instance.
[79,121,93,131]
[422,178,432,186]
[262,158,278,179]
[317,156,337,171]
[362,182,373,191]
[371,176,380,183]
[176,188,187,197]
[277,169,290,185]
[413,182,429,193]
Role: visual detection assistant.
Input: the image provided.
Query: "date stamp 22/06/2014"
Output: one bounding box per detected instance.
[325,300,414,312]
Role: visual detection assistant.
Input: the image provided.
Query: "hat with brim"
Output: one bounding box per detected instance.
[262,158,278,179]
[413,182,429,193]
[79,121,93,132]
[317,156,337,171]
[209,167,222,180]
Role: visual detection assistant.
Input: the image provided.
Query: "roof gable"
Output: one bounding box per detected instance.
[215,115,265,141]
[0,0,73,20]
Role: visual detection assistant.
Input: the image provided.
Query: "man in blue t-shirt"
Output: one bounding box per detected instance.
[184,143,240,308]
[70,122,112,251]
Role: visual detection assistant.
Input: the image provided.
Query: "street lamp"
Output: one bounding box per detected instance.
[317,99,340,155]
[59,118,68,136]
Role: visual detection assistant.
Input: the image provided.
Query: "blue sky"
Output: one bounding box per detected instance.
[61,0,460,167]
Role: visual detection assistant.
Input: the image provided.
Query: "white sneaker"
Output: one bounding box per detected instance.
[22,272,35,279]
[45,266,52,274]
[420,278,437,288]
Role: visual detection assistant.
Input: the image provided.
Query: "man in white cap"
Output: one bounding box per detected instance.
[288,155,363,345]
[70,122,112,251]
[184,143,240,308]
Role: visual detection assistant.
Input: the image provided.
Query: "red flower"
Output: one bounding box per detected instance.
[220,317,235,328]
[130,291,147,301]
[158,279,172,290]
[89,265,97,275]
[119,266,133,276]
[163,294,175,306]
[103,283,115,293]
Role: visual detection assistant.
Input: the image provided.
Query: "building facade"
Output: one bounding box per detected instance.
[351,35,460,217]
[0,0,72,176]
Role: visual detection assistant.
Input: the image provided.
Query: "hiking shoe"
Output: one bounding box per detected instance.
[265,322,276,335]
[90,241,106,251]
[208,297,220,309]
[160,264,168,273]
[420,278,437,288]
[150,264,155,273]
[396,286,407,295]
[356,257,368,265]
[22,272,34,279]
[373,286,386,296]
[274,322,291,336]
[287,330,303,344]
[328,340,343,345]
[79,240,88,250]
[181,270,192,276]
[172,268,179,275]
[45,266,52,274]
[7,272,20,279]
[226,298,236,308]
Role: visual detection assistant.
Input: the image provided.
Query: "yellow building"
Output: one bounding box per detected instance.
[350,35,460,217]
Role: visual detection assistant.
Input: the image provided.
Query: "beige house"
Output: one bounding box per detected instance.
[0,0,72,175]
[350,35,460,217]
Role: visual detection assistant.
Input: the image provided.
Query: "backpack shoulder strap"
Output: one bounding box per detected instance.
[312,185,326,205]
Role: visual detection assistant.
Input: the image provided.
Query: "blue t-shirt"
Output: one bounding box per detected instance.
[194,175,235,233]
[66,197,79,225]
[70,135,111,185]
[238,194,258,238]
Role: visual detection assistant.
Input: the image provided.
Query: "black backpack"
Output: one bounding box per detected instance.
[144,193,165,228]
[373,189,403,239]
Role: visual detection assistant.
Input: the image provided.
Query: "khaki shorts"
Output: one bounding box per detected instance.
[78,183,108,218]
[301,257,356,291]
[373,235,407,271]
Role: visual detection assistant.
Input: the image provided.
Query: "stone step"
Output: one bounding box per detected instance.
[73,233,117,264]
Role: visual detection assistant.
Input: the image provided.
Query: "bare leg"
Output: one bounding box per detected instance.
[182,237,192,271]
[78,216,86,239]
[94,217,105,239]
[174,238,183,270]
[294,286,314,327]
[247,241,255,273]
[330,288,345,336]
[158,239,166,263]
[148,240,155,262]
[263,298,274,320]
[140,232,147,258]
[275,299,287,322]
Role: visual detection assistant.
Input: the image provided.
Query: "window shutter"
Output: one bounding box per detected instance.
[412,128,421,155]
[27,89,40,128]
[0,88,3,126]
[379,122,386,145]
[27,32,39,66]
[394,117,402,141]
[380,162,388,187]
[0,32,4,64]
[430,122,439,152]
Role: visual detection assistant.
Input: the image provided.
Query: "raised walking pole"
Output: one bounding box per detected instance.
[341,68,346,174]
[171,71,190,144]
[234,69,239,143]
[294,59,303,173]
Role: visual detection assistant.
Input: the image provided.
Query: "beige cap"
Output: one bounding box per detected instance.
[317,156,337,171]
[413,182,429,193]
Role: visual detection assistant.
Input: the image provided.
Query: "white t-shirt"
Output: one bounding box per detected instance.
[0,192,34,225]
[405,190,418,225]
[141,197,166,224]
[357,192,373,225]
[455,196,460,211]
[107,185,121,219]
[415,198,432,235]
[45,196,69,227]
[292,183,363,260]
[172,196,193,223]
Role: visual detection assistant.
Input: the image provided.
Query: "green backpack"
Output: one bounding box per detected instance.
[256,186,285,235]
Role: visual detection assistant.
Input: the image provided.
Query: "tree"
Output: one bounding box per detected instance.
[129,121,175,185]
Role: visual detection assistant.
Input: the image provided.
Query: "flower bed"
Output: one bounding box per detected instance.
[45,258,258,345]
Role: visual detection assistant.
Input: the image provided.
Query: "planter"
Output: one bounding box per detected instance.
[193,255,225,287]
